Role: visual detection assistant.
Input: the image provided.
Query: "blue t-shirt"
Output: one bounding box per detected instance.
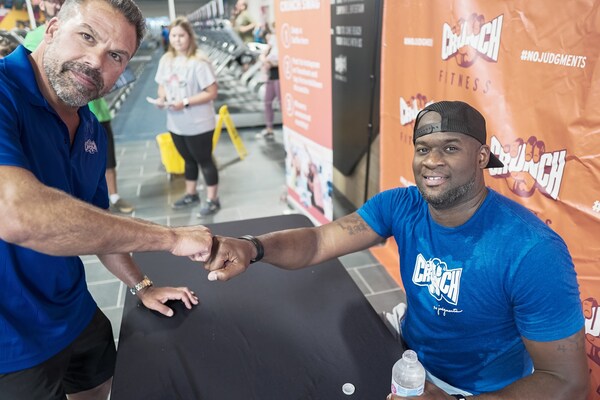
[357,186,583,394]
[0,46,109,373]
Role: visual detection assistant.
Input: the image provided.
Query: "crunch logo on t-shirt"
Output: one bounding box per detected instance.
[412,254,462,306]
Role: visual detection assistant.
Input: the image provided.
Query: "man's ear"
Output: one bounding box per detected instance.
[478,145,491,169]
[44,17,60,42]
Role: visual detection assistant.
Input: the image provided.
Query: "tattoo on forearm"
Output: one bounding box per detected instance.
[338,214,369,235]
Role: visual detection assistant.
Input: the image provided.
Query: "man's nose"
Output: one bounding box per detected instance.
[423,149,444,166]
[83,50,103,69]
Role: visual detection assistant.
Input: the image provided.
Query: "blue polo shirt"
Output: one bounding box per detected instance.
[0,46,109,373]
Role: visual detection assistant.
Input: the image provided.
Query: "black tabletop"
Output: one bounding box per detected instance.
[111,214,401,400]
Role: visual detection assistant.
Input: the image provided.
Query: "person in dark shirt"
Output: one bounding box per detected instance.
[0,1,212,398]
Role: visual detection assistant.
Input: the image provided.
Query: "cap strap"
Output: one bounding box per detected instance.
[414,122,442,138]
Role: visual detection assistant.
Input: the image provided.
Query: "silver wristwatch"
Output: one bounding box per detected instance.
[129,275,153,295]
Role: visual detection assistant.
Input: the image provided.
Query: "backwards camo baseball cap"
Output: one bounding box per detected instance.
[413,101,504,169]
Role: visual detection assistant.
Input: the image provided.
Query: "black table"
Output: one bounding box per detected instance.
[111,214,401,400]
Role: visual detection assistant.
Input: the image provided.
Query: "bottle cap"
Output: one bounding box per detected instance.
[342,383,355,395]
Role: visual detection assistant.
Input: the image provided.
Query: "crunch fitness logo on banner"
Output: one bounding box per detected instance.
[583,297,600,396]
[399,95,434,126]
[488,135,567,200]
[441,14,504,67]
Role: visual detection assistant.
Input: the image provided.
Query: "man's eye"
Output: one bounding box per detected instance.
[81,33,93,41]
[110,53,122,63]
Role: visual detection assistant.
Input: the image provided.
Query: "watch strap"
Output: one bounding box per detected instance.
[129,275,153,295]
[238,235,264,263]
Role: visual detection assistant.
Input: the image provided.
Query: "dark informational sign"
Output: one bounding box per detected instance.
[331,0,383,176]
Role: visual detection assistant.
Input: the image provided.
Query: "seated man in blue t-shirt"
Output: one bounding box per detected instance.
[204,101,589,399]
[0,0,213,399]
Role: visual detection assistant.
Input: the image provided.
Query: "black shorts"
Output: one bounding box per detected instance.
[101,121,117,169]
[0,308,117,400]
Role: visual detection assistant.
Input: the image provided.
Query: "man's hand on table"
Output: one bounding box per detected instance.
[204,235,255,281]
[137,286,199,317]
[131,224,208,316]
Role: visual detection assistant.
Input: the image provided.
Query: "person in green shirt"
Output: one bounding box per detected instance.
[231,0,256,44]
[230,0,256,71]
[87,99,134,213]
[22,0,62,50]
[23,0,135,214]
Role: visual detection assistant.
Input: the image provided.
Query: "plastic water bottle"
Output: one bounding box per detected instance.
[391,349,426,397]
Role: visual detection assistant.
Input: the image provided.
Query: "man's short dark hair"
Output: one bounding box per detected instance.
[59,0,146,51]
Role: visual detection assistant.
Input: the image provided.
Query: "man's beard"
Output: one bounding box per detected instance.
[43,48,105,107]
[417,176,476,210]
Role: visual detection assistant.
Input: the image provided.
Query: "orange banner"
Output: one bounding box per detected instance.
[276,1,333,223]
[378,0,600,397]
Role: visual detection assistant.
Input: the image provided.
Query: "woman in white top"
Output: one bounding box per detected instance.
[152,17,220,216]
